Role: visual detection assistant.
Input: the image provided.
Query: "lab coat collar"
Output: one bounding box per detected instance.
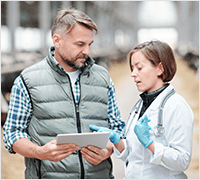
[140,83,169,105]
[145,83,175,112]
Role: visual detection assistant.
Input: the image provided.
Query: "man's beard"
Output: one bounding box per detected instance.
[60,54,88,70]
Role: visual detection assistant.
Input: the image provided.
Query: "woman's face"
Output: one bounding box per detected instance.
[130,51,164,93]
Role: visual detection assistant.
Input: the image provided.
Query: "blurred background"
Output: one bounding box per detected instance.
[1,1,199,179]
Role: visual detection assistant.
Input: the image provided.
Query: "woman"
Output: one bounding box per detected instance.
[89,40,193,179]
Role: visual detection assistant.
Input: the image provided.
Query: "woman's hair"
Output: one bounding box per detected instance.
[51,8,98,37]
[127,40,177,82]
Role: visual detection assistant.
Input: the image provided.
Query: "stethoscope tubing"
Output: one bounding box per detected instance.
[124,89,175,138]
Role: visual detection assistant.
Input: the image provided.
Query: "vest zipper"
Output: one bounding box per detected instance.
[67,74,85,179]
[76,104,81,133]
[75,104,85,179]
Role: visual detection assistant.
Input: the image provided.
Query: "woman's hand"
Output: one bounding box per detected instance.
[89,124,120,145]
[134,115,154,149]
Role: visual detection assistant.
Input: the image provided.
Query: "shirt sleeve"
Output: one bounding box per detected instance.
[149,100,194,171]
[3,76,32,154]
[113,139,129,161]
[107,78,125,138]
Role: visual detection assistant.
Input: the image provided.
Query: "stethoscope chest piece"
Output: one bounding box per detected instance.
[153,125,165,137]
[125,88,175,138]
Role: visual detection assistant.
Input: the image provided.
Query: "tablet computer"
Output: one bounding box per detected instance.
[56,132,111,150]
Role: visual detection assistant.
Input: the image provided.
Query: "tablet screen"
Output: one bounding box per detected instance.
[56,132,111,149]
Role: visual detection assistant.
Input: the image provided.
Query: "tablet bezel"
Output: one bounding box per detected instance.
[56,132,111,149]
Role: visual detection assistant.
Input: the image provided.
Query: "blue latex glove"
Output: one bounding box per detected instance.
[89,124,120,144]
[134,115,153,148]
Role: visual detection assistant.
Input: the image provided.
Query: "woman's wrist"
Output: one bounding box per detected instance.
[114,139,124,153]
[147,142,155,154]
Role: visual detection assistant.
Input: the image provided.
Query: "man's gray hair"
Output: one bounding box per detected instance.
[51,8,98,37]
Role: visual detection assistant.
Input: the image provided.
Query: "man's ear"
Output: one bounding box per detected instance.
[52,34,61,48]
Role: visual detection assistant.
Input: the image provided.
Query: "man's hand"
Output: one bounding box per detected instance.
[80,141,113,165]
[12,138,79,162]
[38,140,79,162]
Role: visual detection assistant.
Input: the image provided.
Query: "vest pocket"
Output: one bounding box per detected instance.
[25,158,41,179]
[83,157,113,179]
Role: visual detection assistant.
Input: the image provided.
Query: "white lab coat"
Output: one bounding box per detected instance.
[114,84,193,179]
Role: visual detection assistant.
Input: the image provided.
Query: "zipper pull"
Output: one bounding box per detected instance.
[76,104,79,113]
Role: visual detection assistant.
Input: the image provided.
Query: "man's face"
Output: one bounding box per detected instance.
[54,23,94,71]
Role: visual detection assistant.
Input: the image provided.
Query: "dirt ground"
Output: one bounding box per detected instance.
[1,56,199,179]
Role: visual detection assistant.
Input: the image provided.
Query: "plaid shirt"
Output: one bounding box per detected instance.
[3,60,125,154]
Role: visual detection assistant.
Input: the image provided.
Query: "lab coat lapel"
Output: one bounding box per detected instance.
[146,84,174,112]
[140,84,175,127]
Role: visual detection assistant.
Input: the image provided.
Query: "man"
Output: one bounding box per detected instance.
[3,8,125,179]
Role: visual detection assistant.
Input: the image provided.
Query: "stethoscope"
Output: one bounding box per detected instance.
[124,89,175,138]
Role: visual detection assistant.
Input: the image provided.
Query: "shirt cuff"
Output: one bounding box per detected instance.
[5,132,30,154]
[113,139,129,161]
[150,141,164,164]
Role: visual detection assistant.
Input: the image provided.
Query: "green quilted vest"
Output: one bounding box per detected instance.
[21,47,114,179]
